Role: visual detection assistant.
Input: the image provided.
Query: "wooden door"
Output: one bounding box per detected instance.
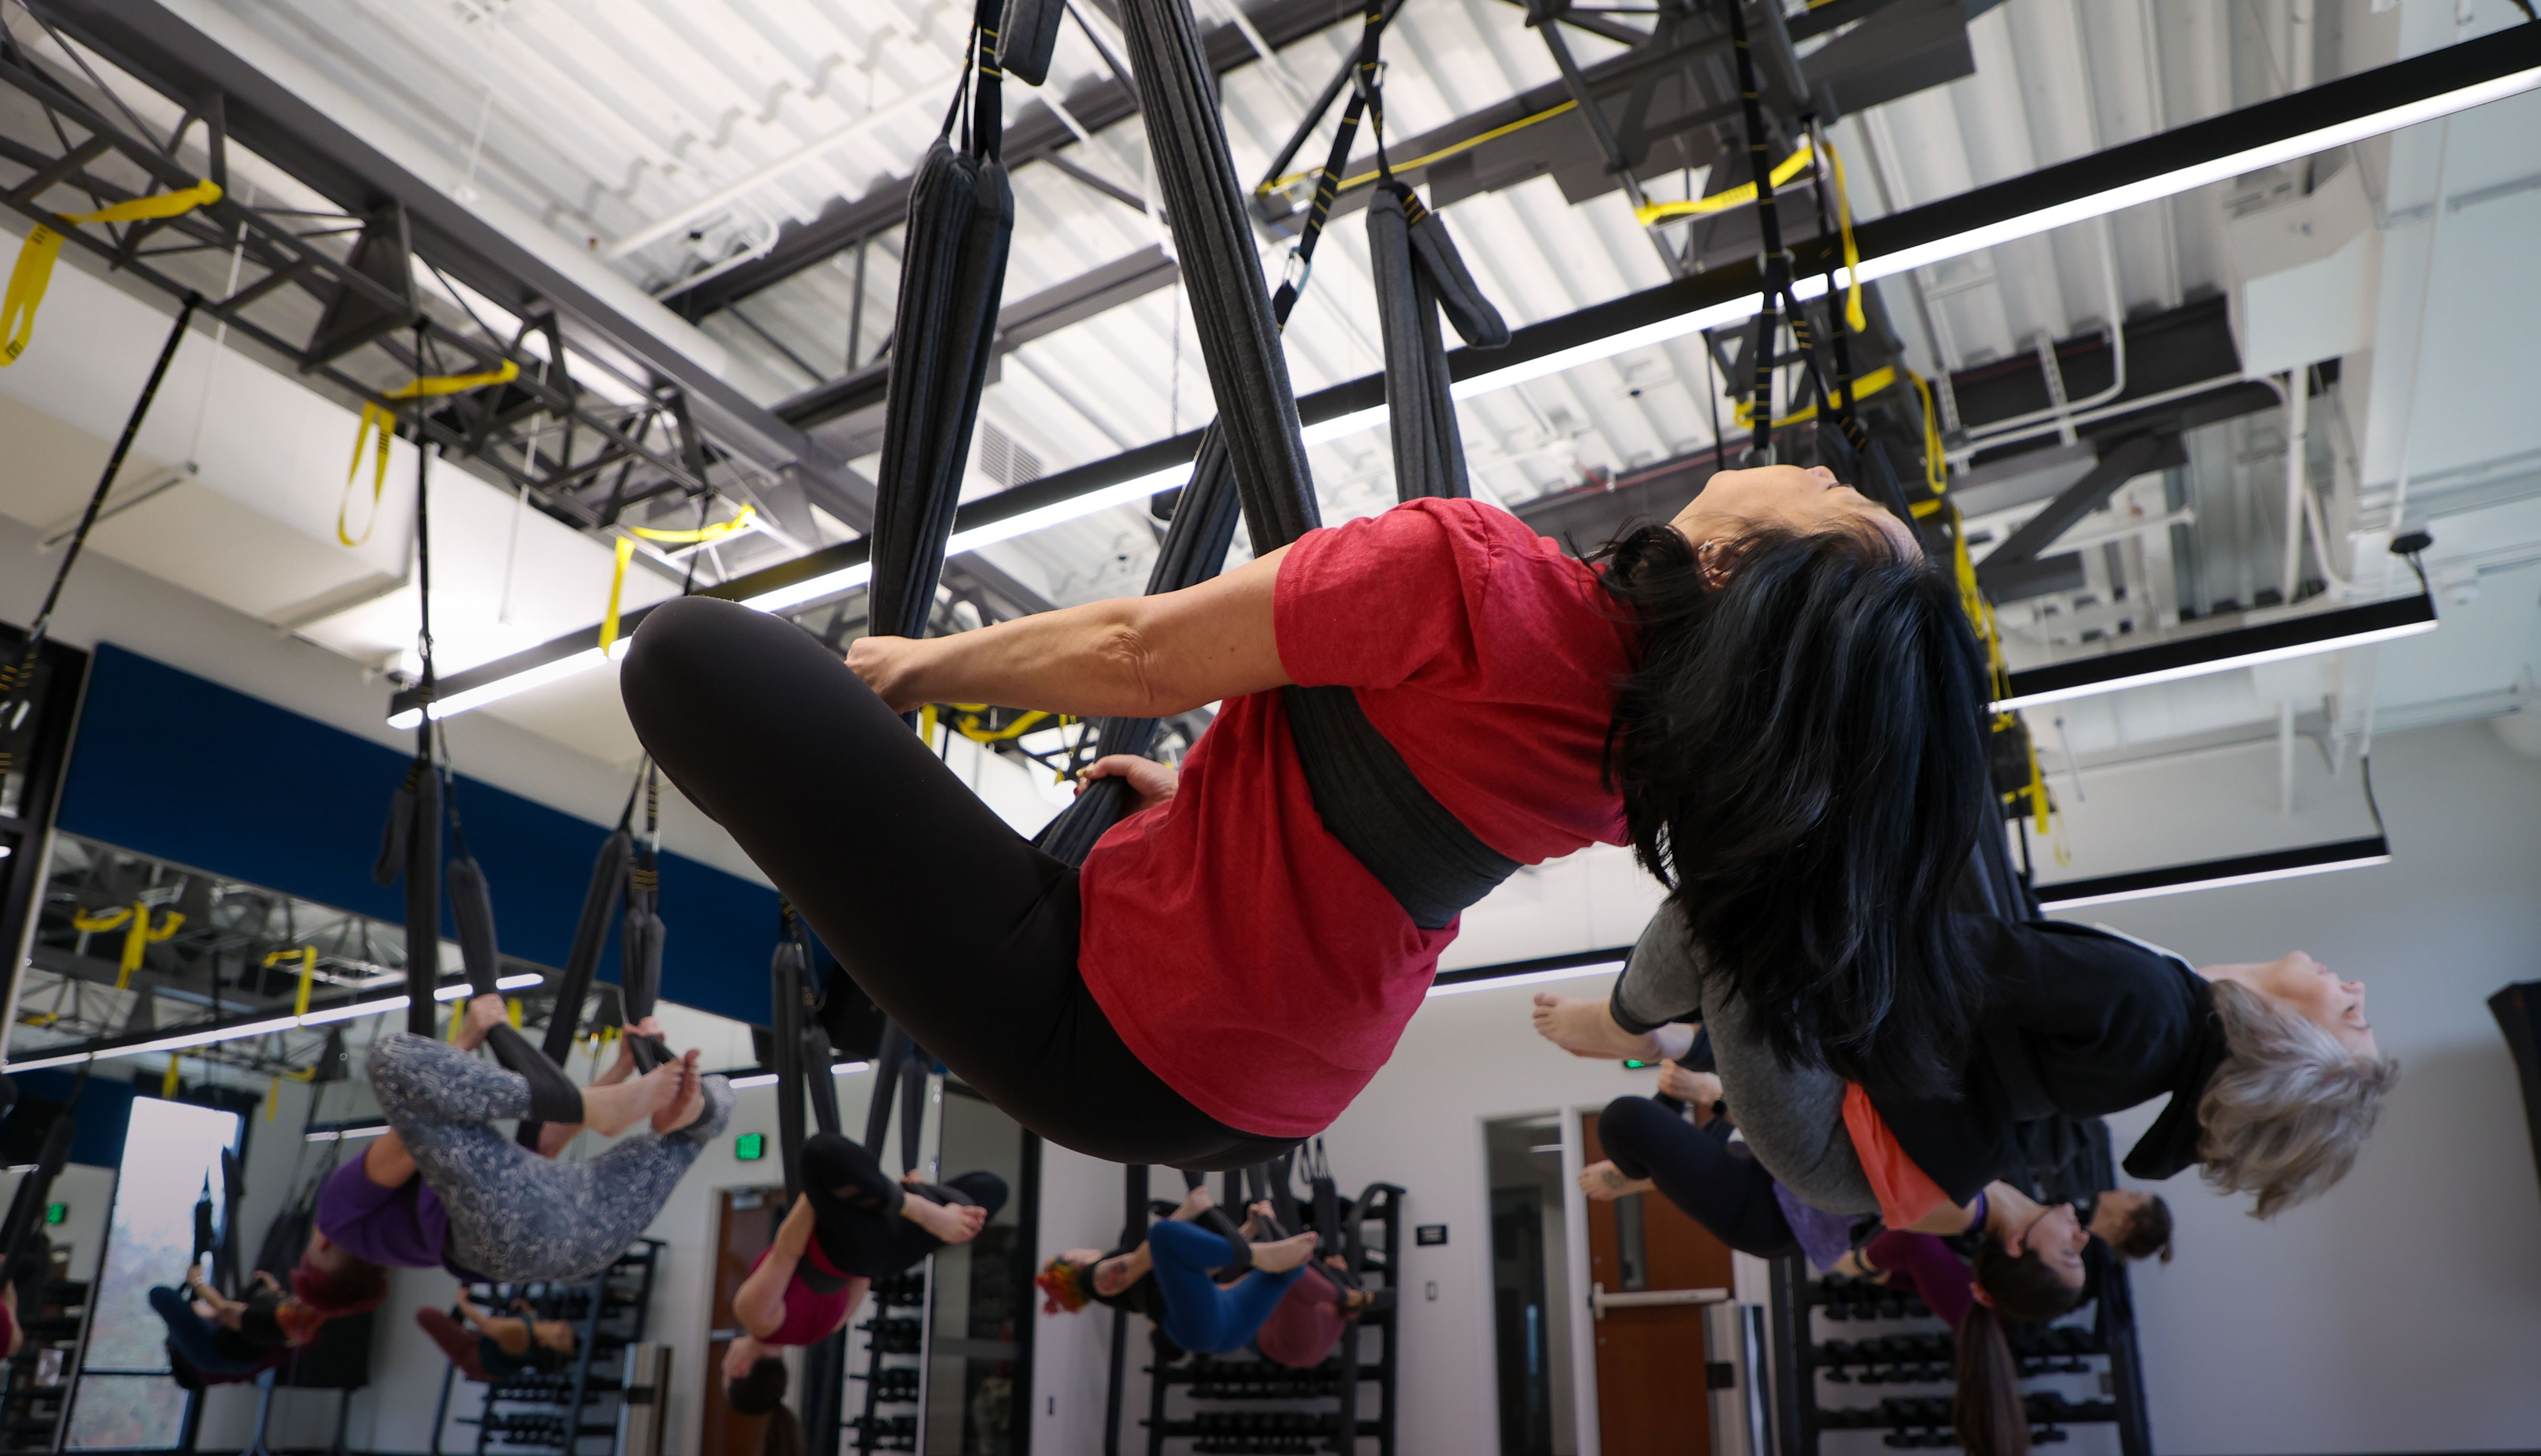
[1582,1111,1734,1456]
[701,1187,781,1456]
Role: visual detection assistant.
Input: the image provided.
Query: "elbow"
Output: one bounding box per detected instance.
[1091,617,1189,718]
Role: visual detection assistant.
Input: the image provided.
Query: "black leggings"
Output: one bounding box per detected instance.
[622,596,1293,1171]
[803,1132,1010,1278]
[1598,1095,1798,1259]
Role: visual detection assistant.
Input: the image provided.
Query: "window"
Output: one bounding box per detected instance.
[65,1097,242,1450]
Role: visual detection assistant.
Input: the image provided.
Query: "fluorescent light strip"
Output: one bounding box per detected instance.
[2037,852,2391,911]
[388,643,623,729]
[390,60,2536,728]
[1427,961,1624,998]
[726,1060,873,1091]
[305,1125,392,1143]
[433,974,547,1002]
[1990,616,2438,712]
[296,995,411,1027]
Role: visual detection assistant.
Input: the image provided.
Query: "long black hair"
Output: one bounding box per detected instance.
[1599,517,1993,1099]
[1953,1241,2088,1456]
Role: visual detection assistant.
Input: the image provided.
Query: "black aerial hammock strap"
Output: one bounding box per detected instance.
[0,1083,78,1283]
[770,905,812,1206]
[617,764,672,1072]
[851,0,1019,1171]
[0,293,196,750]
[368,333,578,1122]
[515,773,638,1149]
[1061,0,1524,930]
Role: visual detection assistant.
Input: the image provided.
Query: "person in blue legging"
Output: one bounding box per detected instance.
[1035,1184,1317,1355]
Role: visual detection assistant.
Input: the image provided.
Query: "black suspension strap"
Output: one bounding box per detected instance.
[515,775,640,1149]
[868,0,1015,661]
[1110,0,1523,929]
[1723,0,1787,465]
[618,764,672,1072]
[0,294,196,746]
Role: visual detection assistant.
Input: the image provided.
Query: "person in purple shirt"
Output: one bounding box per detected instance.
[294,997,730,1311]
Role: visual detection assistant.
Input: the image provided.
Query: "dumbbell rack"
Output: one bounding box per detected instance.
[1142,1183,1402,1456]
[1765,1254,2149,1455]
[848,1268,927,1453]
[0,1261,88,1453]
[431,1240,661,1456]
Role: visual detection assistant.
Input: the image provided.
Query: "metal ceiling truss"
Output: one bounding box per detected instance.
[0,23,736,547]
[15,0,1056,616]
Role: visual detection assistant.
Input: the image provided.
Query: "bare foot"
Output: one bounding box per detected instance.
[1171,1184,1216,1222]
[1531,993,1659,1060]
[652,1050,707,1135]
[536,1121,583,1159]
[1250,1232,1319,1276]
[1656,1062,1723,1110]
[454,994,507,1052]
[580,1059,681,1138]
[1578,1160,1654,1202]
[902,1195,989,1245]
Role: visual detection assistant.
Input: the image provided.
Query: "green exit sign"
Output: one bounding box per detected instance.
[44,1203,65,1226]
[734,1132,765,1161]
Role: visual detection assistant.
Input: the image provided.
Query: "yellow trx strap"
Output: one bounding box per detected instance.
[340,360,523,546]
[1903,370,2056,839]
[1634,141,1814,225]
[1260,101,1580,201]
[162,1055,180,1097]
[74,901,185,988]
[597,505,759,653]
[266,945,319,1018]
[1,181,222,366]
[1814,136,1867,334]
[1733,363,1900,429]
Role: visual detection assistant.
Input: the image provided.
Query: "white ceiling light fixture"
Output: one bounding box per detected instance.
[1426,954,1628,999]
[1990,596,2438,712]
[2035,837,2392,911]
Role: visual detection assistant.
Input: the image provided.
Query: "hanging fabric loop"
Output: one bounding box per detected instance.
[339,359,521,546]
[0,180,221,366]
[597,505,758,653]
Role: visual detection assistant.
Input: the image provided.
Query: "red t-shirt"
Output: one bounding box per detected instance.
[747,1243,869,1347]
[1078,498,1637,1137]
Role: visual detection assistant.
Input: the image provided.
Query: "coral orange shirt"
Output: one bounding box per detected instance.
[1843,1084,1956,1230]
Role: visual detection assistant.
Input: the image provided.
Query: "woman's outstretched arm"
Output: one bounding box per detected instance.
[733,1196,816,1340]
[847,547,1291,718]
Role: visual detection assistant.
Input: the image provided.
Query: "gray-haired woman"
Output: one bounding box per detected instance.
[1534,905,2397,1223]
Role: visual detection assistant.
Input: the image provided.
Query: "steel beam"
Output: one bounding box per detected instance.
[25,0,879,527]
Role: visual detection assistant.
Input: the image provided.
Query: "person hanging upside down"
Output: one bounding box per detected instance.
[150,1266,324,1379]
[416,1286,579,1382]
[720,1132,1004,1410]
[1583,1062,2174,1275]
[623,468,1989,1168]
[296,997,731,1301]
[1034,1184,1336,1357]
[1536,905,2398,1223]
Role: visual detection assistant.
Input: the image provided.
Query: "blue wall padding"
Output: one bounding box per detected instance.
[55,645,777,1025]
[14,1070,136,1170]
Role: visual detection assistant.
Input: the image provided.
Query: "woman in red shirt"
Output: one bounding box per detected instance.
[719,1132,998,1415]
[622,463,1984,1167]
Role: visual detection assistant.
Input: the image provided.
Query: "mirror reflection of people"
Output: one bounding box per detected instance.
[721,1133,1004,1419]
[296,1002,730,1310]
[1034,1184,1323,1358]
[415,1286,578,1381]
[149,1265,322,1380]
